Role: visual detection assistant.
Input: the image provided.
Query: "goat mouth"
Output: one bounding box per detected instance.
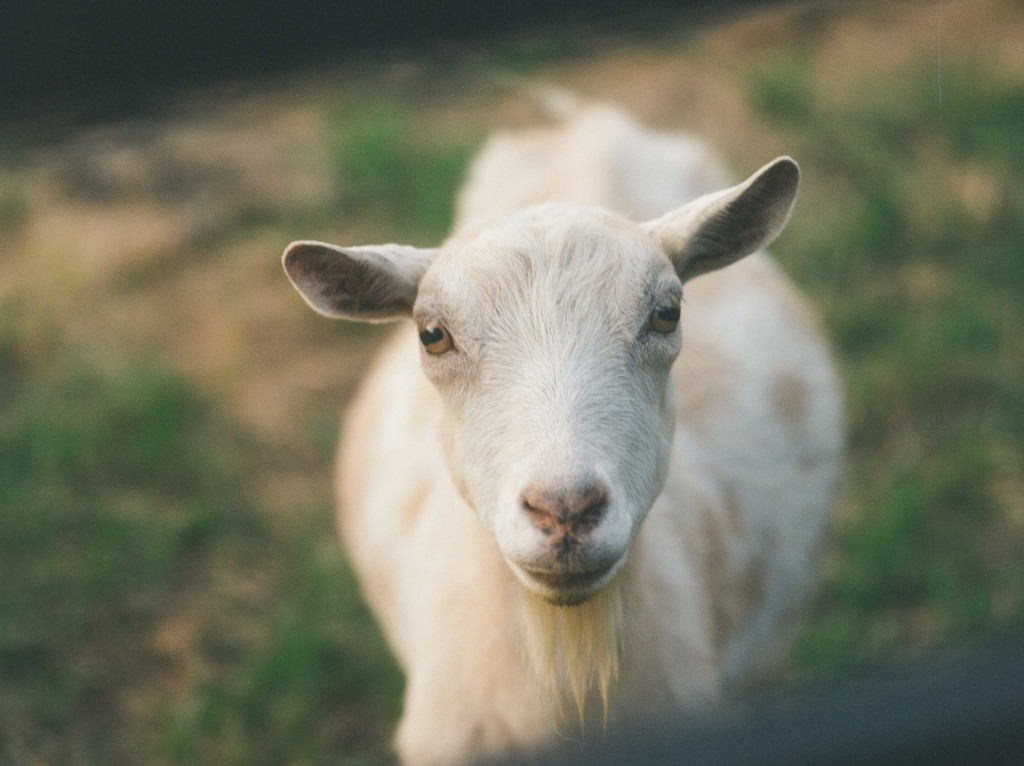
[515,562,618,605]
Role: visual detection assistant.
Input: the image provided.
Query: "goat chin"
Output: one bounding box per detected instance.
[517,578,624,725]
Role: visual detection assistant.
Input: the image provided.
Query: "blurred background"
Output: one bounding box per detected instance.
[1,0,1022,763]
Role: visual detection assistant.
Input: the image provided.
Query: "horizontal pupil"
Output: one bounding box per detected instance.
[419,328,444,344]
[657,307,680,321]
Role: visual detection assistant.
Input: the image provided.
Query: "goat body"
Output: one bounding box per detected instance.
[283,104,843,765]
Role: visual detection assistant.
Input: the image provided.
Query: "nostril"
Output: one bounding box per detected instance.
[520,489,563,536]
[520,479,610,537]
[569,482,609,537]
[573,482,609,516]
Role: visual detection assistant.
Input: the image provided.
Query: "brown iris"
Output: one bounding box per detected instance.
[419,325,454,355]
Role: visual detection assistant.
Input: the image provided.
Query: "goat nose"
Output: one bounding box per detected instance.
[521,479,610,539]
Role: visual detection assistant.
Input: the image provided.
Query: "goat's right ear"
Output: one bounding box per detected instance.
[282,240,436,321]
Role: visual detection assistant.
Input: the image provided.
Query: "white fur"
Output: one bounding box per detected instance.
[283,103,842,765]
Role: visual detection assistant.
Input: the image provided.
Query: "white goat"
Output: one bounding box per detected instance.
[283,103,842,765]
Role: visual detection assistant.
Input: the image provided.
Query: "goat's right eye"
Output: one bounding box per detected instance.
[419,325,454,355]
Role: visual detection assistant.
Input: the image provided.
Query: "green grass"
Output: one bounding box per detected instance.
[0,335,400,765]
[0,174,29,232]
[330,102,476,244]
[747,57,1024,673]
[162,538,402,766]
[479,33,594,74]
[0,348,238,761]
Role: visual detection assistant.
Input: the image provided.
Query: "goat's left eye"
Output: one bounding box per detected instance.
[650,306,680,334]
[419,325,454,355]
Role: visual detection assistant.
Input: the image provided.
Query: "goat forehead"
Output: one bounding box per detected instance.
[475,206,656,272]
[424,208,671,321]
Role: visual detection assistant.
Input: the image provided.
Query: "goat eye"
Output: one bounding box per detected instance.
[419,325,454,355]
[649,306,680,334]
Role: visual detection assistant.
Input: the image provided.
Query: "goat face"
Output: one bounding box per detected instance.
[415,208,680,605]
[283,157,800,606]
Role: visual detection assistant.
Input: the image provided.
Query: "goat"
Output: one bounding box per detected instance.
[282,102,843,765]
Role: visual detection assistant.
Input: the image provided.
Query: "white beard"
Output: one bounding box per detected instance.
[517,578,624,726]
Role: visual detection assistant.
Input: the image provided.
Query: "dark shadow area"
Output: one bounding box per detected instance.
[2,0,772,122]
[509,640,1024,765]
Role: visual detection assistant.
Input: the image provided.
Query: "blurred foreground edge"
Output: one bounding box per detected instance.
[498,640,1024,765]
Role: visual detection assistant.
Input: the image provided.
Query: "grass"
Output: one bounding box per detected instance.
[162,539,402,766]
[0,333,400,764]
[0,174,29,231]
[329,101,477,244]
[747,55,1024,672]
[0,346,239,761]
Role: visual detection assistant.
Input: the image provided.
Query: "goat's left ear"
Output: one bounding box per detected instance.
[645,157,799,284]
[282,240,436,322]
